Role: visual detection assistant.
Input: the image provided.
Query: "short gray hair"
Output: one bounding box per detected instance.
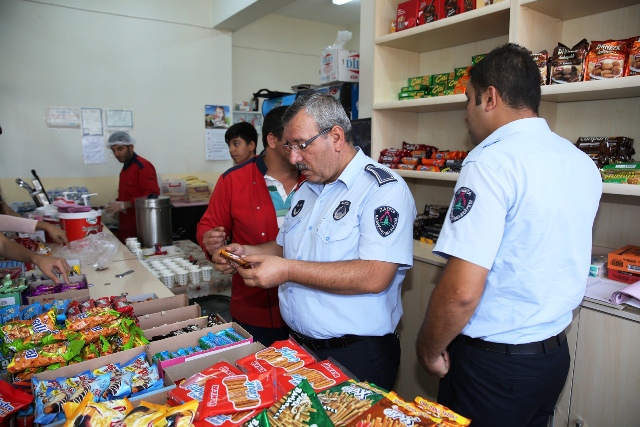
[283,92,353,144]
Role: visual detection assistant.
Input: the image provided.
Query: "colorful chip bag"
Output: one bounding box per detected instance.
[277,360,351,395]
[318,380,388,426]
[0,379,33,419]
[262,379,334,427]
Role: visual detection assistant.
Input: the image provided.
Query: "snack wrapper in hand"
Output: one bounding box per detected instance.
[318,380,388,426]
[0,379,33,419]
[261,379,334,427]
[236,338,315,374]
[198,369,277,419]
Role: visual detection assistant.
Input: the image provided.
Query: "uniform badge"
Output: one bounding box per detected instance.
[450,187,476,223]
[333,200,351,221]
[374,206,399,237]
[292,200,304,217]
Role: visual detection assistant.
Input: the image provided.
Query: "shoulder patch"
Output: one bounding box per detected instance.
[450,187,476,223]
[365,164,397,186]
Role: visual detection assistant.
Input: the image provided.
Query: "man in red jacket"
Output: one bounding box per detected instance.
[197,107,303,346]
[106,131,160,242]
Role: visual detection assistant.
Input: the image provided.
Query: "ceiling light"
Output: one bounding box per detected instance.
[332,0,353,5]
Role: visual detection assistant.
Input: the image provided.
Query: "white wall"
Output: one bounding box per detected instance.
[0,0,232,205]
[0,0,364,207]
[231,13,360,110]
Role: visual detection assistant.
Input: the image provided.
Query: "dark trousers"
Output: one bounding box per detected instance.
[232,319,290,347]
[437,335,570,427]
[310,333,401,391]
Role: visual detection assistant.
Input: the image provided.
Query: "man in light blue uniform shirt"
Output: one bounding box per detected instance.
[214,92,416,390]
[416,44,602,427]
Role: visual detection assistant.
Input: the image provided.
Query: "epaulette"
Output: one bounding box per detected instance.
[364,164,397,186]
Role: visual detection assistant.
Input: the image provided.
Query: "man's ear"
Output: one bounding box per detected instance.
[266,133,277,149]
[249,140,257,153]
[484,86,499,112]
[331,126,346,152]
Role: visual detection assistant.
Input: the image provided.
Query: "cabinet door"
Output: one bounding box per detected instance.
[569,308,640,426]
[395,259,443,400]
[552,308,581,427]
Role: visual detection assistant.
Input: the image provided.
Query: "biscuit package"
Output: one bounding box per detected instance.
[198,369,278,419]
[236,338,316,375]
[627,36,640,76]
[584,39,629,81]
[276,360,351,395]
[531,50,549,85]
[246,379,334,427]
[343,392,440,427]
[550,39,589,84]
[317,380,388,426]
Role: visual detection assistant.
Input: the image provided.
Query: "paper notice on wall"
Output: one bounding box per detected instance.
[46,107,81,128]
[82,135,106,164]
[106,109,133,128]
[81,108,103,136]
[205,128,231,161]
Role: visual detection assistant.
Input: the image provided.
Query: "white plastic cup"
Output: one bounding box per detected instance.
[176,270,189,286]
[189,268,201,284]
[161,272,175,288]
[201,266,213,282]
[132,248,143,260]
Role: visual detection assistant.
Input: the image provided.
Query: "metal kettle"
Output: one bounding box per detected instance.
[135,194,172,247]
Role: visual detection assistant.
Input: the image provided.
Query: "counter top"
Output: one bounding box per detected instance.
[85,258,174,299]
[412,240,640,323]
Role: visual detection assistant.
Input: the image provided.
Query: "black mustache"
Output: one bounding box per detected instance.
[295,163,310,171]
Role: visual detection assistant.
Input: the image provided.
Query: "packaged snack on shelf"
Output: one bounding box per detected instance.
[627,36,640,76]
[585,39,629,81]
[550,39,589,84]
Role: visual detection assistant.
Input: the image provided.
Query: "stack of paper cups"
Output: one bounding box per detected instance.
[189,267,201,284]
[201,265,213,282]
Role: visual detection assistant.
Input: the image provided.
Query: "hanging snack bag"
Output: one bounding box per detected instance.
[550,39,589,84]
[585,39,630,80]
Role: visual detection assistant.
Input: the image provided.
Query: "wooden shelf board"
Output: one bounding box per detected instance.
[521,0,639,21]
[375,2,510,53]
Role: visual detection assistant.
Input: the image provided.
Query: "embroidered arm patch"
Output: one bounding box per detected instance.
[365,164,397,186]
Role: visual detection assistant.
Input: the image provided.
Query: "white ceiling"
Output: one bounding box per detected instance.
[274,0,362,28]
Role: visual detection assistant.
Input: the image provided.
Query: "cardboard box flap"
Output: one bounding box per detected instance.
[143,309,207,339]
[132,294,189,316]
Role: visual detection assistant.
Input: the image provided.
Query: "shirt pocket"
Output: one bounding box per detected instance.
[316,217,359,260]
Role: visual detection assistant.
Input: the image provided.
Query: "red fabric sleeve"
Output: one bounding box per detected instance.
[196,174,233,259]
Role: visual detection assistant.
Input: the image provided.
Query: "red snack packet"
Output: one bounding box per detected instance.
[0,379,33,418]
[199,369,277,419]
[276,360,351,395]
[193,409,258,427]
[66,301,81,318]
[236,338,315,375]
[94,297,111,309]
[168,361,242,418]
[79,299,96,313]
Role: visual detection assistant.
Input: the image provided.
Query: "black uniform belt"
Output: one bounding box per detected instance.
[463,331,566,355]
[290,330,367,351]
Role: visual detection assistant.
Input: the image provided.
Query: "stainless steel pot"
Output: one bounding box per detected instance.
[135,195,172,247]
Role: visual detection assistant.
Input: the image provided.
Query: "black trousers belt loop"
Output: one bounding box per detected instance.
[463,330,566,355]
[290,330,368,351]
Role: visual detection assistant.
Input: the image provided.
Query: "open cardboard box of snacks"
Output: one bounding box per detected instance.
[26,288,91,306]
[146,322,253,377]
[163,341,265,386]
[138,303,202,331]
[131,293,188,317]
[143,314,208,340]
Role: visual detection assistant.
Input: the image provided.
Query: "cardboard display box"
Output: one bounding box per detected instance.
[26,288,91,306]
[146,322,253,377]
[608,245,640,273]
[163,341,265,387]
[139,304,202,331]
[131,293,189,317]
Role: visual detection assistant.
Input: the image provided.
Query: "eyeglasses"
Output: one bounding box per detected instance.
[283,127,332,152]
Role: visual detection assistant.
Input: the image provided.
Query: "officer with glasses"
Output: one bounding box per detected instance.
[212,92,416,390]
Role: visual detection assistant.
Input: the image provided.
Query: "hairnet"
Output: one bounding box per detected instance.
[107,131,135,146]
